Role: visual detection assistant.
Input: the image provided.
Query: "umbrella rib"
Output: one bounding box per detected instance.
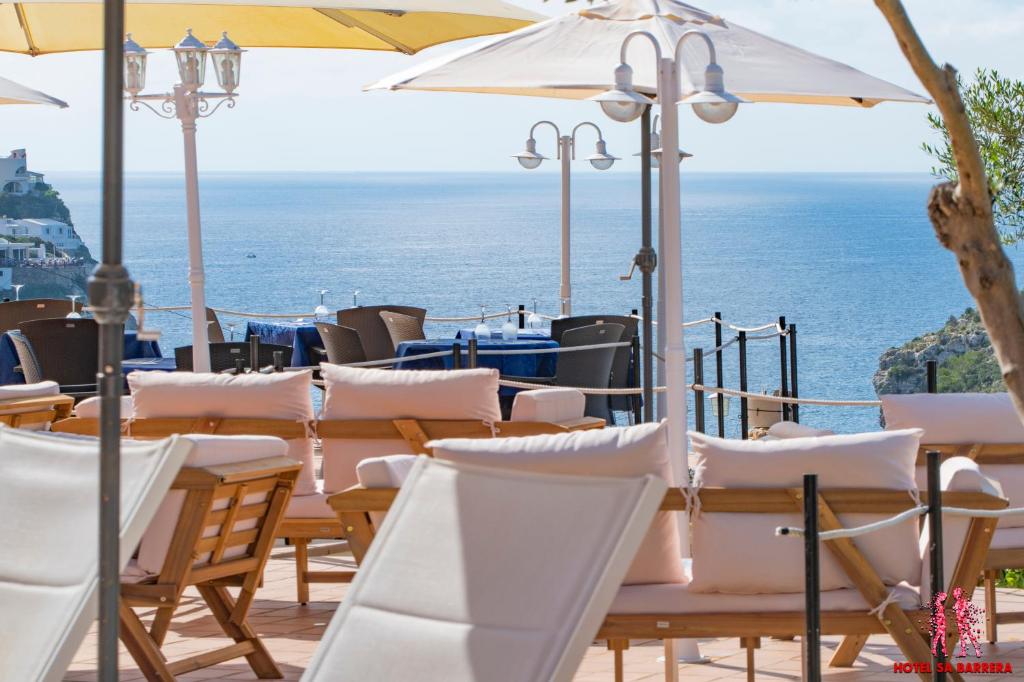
[314,8,416,55]
[13,4,39,56]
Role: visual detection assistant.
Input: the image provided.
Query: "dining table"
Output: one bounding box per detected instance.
[245,319,323,368]
[0,330,164,385]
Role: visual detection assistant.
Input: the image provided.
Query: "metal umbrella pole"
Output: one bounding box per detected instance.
[637,106,656,422]
[95,0,134,677]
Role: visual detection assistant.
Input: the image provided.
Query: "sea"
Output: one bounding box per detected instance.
[48,171,1024,436]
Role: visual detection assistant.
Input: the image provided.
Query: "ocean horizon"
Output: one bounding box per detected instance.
[47,170,1024,435]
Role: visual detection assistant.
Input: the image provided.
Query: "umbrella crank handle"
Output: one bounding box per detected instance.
[133,284,162,342]
[619,259,638,281]
[620,248,657,281]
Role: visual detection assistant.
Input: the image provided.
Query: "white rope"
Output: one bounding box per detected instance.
[775,506,927,540]
[425,312,510,322]
[943,506,1024,518]
[498,378,659,395]
[682,485,702,519]
[691,384,882,407]
[744,330,787,341]
[477,341,631,355]
[868,589,903,618]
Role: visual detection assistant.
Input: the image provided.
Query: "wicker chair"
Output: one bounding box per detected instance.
[17,318,99,393]
[551,315,639,416]
[175,341,293,372]
[312,322,366,365]
[379,310,426,349]
[337,305,426,361]
[507,323,624,421]
[0,298,82,332]
[205,307,226,344]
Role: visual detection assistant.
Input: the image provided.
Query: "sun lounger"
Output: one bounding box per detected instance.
[0,380,74,430]
[304,456,666,682]
[883,391,1024,643]
[0,428,192,682]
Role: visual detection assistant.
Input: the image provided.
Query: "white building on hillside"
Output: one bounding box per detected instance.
[0,149,45,195]
[0,218,83,253]
[0,237,46,263]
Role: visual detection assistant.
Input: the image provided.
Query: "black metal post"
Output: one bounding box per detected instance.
[638,106,656,423]
[235,358,245,375]
[518,304,525,330]
[927,450,946,682]
[94,0,134,676]
[927,359,938,394]
[778,315,790,421]
[789,324,800,423]
[273,350,284,372]
[452,342,462,370]
[249,334,260,371]
[693,348,705,434]
[739,331,749,439]
[631,334,642,424]
[714,311,725,437]
[468,338,478,369]
[803,474,822,682]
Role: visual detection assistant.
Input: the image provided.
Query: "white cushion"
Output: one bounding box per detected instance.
[0,428,191,682]
[286,488,335,520]
[356,454,419,528]
[0,381,61,431]
[135,435,288,575]
[73,395,133,419]
[688,429,924,594]
[429,422,685,586]
[318,365,501,494]
[992,526,1024,550]
[510,388,585,423]
[128,370,317,496]
[766,421,835,439]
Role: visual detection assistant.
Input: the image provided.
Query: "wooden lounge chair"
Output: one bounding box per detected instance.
[52,367,604,604]
[883,391,1024,644]
[118,435,301,681]
[329,426,1007,682]
[0,429,192,682]
[304,456,666,682]
[0,380,74,429]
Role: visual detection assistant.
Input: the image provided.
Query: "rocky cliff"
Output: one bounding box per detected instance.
[873,308,1002,395]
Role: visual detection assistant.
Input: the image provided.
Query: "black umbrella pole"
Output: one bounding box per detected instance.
[639,106,656,422]
[96,0,135,678]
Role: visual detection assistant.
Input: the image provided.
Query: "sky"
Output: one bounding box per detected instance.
[0,0,1021,174]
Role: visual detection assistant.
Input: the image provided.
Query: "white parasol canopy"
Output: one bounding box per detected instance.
[369,0,928,106]
[0,75,67,107]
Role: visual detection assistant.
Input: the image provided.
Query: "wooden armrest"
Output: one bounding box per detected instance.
[555,417,606,431]
[328,486,399,513]
[173,455,302,489]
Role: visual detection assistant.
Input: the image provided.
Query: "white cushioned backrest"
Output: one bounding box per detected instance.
[0,428,191,682]
[883,392,1024,528]
[319,364,501,494]
[356,454,420,528]
[689,429,924,594]
[919,457,1004,599]
[0,381,60,431]
[73,395,133,419]
[766,421,835,439]
[304,457,666,682]
[429,422,684,586]
[128,370,316,496]
[136,435,288,575]
[510,388,585,423]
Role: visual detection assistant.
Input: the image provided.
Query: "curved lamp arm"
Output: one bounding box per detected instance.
[619,30,663,65]
[528,120,562,159]
[569,121,604,159]
[673,29,718,97]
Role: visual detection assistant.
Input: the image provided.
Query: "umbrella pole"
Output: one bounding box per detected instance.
[95,0,134,677]
[638,106,655,422]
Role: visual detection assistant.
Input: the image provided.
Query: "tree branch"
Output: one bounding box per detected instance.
[875,0,1024,418]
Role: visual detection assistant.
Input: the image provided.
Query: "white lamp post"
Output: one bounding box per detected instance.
[593,28,747,666]
[633,115,693,168]
[124,30,243,373]
[513,120,618,317]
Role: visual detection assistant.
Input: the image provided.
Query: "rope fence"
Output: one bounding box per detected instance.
[776,503,1024,540]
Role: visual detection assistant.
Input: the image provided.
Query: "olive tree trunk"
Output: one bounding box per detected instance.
[875,0,1024,416]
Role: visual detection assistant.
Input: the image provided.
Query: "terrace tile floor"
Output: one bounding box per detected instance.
[66,543,1024,681]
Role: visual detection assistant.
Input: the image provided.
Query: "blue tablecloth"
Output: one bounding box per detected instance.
[245,319,323,368]
[456,327,552,341]
[123,357,178,373]
[0,330,162,385]
[396,338,558,395]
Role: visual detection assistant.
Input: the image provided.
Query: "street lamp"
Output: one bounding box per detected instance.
[124,30,244,373]
[512,120,618,316]
[633,115,694,168]
[593,28,746,666]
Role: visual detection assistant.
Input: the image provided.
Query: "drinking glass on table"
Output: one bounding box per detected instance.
[527,298,542,329]
[502,305,518,341]
[314,289,330,322]
[66,294,82,319]
[474,305,491,340]
[12,284,24,301]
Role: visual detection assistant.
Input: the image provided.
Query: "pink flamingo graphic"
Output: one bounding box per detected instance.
[952,587,983,658]
[931,591,948,657]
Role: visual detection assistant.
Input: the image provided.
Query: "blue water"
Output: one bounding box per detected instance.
[48,171,1024,435]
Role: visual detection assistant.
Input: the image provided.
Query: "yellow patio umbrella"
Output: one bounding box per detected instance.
[0,0,543,55]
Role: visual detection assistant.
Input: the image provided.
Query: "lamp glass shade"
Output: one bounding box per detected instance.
[586,139,617,170]
[590,63,651,123]
[598,97,645,123]
[210,32,243,94]
[516,155,544,170]
[174,29,208,88]
[123,34,148,96]
[691,101,738,124]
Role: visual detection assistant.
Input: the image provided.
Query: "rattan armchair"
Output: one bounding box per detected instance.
[0,297,82,332]
[337,305,426,361]
[17,318,99,395]
[551,315,639,415]
[312,322,366,365]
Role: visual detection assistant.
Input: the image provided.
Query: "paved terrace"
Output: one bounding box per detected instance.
[65,543,1024,681]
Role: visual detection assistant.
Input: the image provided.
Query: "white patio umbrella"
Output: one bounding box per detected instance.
[0,75,67,107]
[369,0,927,474]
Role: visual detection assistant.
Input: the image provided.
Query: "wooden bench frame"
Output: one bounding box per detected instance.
[0,393,74,428]
[53,414,604,603]
[912,443,1024,644]
[119,455,300,681]
[328,485,1006,682]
